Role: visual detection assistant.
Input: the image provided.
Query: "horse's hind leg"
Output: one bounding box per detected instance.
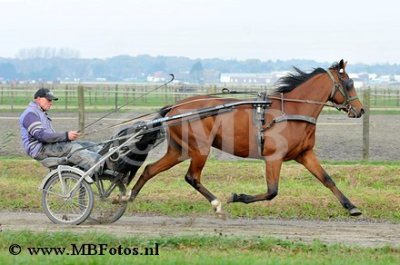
[296,149,361,216]
[185,153,225,218]
[228,159,283,204]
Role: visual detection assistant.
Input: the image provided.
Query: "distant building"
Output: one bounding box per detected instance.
[220,72,288,85]
[220,73,270,84]
[349,73,364,88]
[147,71,170,82]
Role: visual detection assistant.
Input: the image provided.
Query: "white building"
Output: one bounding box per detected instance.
[220,72,287,84]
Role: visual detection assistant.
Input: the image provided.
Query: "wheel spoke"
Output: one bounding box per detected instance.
[88,176,127,224]
[42,172,93,225]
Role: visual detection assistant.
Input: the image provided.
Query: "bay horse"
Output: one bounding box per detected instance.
[117,59,365,217]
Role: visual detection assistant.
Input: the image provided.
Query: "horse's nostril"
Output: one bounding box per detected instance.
[361,108,365,115]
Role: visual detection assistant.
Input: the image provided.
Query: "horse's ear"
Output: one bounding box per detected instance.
[339,59,347,73]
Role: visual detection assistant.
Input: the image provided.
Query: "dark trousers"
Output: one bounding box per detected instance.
[35,141,102,171]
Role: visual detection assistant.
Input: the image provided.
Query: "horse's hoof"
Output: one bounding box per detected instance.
[111,194,132,204]
[111,195,121,204]
[227,193,237,203]
[216,211,227,220]
[349,207,362,216]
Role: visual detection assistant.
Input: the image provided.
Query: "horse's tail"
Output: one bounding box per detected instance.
[110,106,171,184]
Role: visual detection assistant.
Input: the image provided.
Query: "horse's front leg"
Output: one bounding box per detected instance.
[296,149,362,216]
[228,159,283,204]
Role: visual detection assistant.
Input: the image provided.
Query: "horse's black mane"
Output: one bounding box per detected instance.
[274,67,326,94]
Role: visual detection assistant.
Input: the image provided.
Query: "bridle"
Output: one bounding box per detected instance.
[326,68,359,114]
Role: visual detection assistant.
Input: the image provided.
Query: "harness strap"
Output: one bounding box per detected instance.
[327,70,344,99]
[273,115,317,125]
[347,95,360,102]
[263,114,317,131]
[326,69,335,81]
[327,69,359,103]
[253,93,268,157]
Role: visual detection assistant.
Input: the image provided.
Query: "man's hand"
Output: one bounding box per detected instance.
[68,130,80,141]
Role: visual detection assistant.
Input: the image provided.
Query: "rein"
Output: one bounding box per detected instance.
[82,74,175,133]
[103,84,346,133]
[85,68,353,135]
[260,68,356,132]
[267,68,357,112]
[267,95,346,110]
[207,87,260,96]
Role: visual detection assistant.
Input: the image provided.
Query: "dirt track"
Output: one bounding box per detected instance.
[1,211,399,247]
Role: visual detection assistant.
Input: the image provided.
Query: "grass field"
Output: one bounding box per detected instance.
[0,157,399,264]
[0,157,399,221]
[1,231,399,265]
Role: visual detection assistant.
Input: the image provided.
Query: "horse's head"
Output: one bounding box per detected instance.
[328,59,365,118]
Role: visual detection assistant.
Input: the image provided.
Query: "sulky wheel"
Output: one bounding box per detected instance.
[86,174,128,224]
[41,171,94,225]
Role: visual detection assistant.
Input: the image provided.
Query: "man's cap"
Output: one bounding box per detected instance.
[34,88,58,101]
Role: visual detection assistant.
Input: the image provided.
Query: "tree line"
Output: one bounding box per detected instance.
[1,52,400,83]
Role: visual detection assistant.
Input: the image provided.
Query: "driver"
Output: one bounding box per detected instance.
[19,88,102,172]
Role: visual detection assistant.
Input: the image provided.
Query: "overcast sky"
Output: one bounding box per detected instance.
[1,0,399,64]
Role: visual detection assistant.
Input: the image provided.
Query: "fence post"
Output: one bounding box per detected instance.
[10,83,15,110]
[114,84,119,110]
[362,89,370,160]
[64,85,68,110]
[78,85,85,133]
[125,86,129,105]
[0,86,3,104]
[88,87,92,106]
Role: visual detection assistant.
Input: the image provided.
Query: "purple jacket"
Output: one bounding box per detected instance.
[19,101,68,158]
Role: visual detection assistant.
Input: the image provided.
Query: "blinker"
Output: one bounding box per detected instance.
[344,79,354,90]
